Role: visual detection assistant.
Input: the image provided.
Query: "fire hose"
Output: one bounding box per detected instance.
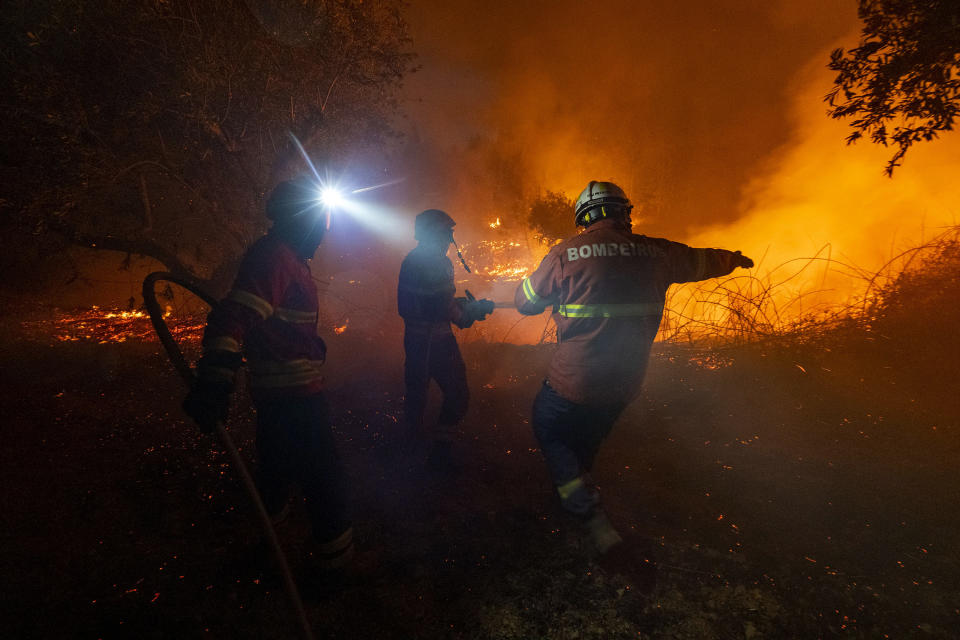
[142,272,315,640]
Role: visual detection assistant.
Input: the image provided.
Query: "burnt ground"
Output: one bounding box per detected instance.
[2,306,959,639]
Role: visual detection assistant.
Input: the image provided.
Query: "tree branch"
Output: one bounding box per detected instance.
[51,221,197,283]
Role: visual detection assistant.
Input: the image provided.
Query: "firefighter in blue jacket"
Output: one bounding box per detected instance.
[398,210,492,471]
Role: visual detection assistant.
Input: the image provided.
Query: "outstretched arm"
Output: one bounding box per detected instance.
[665,241,753,285]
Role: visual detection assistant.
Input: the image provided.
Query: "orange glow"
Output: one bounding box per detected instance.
[672,61,960,340]
[459,239,538,282]
[489,217,501,229]
[451,58,960,345]
[22,306,351,345]
[21,306,199,345]
[406,4,959,345]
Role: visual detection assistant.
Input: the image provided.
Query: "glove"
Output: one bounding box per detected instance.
[471,298,494,321]
[453,298,476,329]
[182,379,232,434]
[454,298,494,328]
[733,251,754,269]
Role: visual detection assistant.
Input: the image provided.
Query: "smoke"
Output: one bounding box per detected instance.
[686,52,960,315]
[400,0,858,241]
[400,2,960,330]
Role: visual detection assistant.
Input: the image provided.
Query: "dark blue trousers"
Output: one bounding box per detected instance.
[403,329,469,441]
[255,393,350,544]
[531,381,625,518]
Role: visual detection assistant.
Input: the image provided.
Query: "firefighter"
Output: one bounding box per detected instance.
[514,181,754,554]
[183,177,355,571]
[398,209,493,471]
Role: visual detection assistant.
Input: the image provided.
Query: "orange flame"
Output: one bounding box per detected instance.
[21,307,202,345]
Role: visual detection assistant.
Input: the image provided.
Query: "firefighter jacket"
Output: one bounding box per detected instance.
[397,245,465,334]
[200,232,326,400]
[515,218,742,405]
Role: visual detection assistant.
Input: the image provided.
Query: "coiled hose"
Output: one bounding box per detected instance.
[142,272,315,640]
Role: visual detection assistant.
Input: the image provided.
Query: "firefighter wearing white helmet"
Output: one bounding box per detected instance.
[574,181,633,227]
[515,180,754,557]
[398,209,493,472]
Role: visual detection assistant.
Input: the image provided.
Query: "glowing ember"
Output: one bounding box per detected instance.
[21,306,355,346]
[20,306,203,345]
[688,353,734,370]
[489,217,502,229]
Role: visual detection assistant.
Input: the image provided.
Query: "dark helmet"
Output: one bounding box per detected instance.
[414,209,456,242]
[574,181,632,227]
[266,177,327,255]
[266,177,323,223]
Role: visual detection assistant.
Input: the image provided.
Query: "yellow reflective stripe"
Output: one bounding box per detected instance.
[226,289,273,319]
[557,477,585,501]
[312,527,355,568]
[273,307,318,324]
[249,359,324,388]
[316,527,354,555]
[250,359,324,375]
[522,277,546,305]
[694,248,708,280]
[314,544,354,569]
[556,302,664,318]
[206,336,240,353]
[250,370,323,388]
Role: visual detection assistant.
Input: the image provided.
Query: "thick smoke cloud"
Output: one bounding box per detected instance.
[396,0,960,328]
[399,0,858,241]
[687,54,960,312]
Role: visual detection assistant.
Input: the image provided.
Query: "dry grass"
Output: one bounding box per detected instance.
[658,225,960,350]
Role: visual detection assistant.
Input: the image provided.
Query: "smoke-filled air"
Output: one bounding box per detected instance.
[400,0,956,340]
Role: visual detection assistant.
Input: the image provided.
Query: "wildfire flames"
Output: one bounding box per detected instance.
[19,307,203,345]
[459,239,536,281]
[20,306,359,347]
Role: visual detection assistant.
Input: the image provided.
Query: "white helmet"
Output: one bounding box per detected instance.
[574,181,632,227]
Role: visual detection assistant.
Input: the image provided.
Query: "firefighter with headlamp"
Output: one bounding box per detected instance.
[183,176,357,573]
[398,209,493,472]
[515,180,754,555]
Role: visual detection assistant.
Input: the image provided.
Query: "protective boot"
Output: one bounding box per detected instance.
[270,501,291,527]
[585,510,623,555]
[301,528,381,595]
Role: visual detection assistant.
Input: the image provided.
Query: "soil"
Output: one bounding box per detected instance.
[2,307,958,639]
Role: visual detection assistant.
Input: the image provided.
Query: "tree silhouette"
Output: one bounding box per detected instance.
[1,0,413,287]
[826,0,960,176]
[527,190,574,245]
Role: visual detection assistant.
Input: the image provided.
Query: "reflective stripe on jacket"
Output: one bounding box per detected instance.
[202,233,326,398]
[514,218,741,404]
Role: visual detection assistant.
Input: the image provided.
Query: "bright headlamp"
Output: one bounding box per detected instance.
[319,187,345,208]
